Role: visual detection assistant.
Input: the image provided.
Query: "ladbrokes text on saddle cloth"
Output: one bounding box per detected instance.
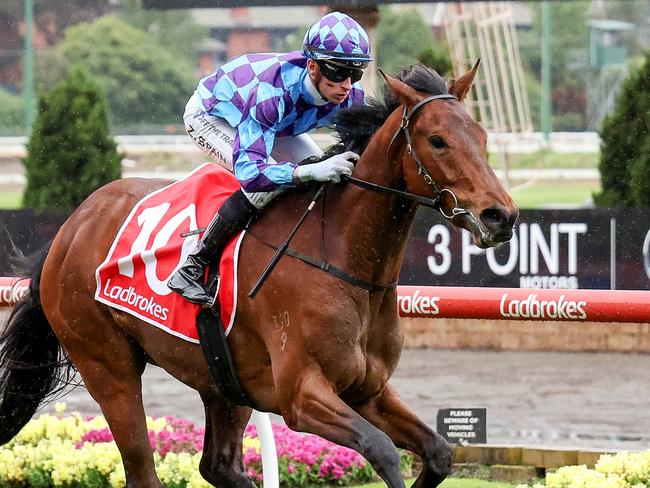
[95,163,244,342]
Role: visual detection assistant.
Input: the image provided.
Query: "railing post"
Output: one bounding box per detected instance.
[250,411,279,488]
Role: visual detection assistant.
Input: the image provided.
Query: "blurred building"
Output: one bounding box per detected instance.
[191,6,326,76]
[191,3,533,77]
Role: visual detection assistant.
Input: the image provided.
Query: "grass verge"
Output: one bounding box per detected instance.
[490,150,598,170]
[509,179,599,209]
[0,189,22,209]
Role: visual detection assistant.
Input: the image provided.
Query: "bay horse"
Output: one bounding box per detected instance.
[0,63,517,488]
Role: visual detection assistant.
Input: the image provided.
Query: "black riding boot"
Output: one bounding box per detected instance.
[168,190,257,306]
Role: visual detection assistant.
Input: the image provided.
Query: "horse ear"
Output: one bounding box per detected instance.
[379,68,421,107]
[449,59,480,102]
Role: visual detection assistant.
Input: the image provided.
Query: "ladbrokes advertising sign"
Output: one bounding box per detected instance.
[401,208,650,290]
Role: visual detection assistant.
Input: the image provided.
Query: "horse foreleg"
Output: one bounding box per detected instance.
[355,383,453,488]
[278,370,406,488]
[198,393,255,488]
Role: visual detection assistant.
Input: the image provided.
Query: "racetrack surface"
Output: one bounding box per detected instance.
[37,348,650,452]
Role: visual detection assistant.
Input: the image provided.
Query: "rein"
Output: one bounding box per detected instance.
[246,192,399,293]
[343,175,439,209]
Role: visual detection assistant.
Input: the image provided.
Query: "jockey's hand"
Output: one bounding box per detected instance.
[293,151,359,184]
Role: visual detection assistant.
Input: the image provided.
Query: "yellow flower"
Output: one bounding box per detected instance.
[242,436,261,453]
[187,468,212,488]
[596,452,629,476]
[80,442,122,477]
[108,464,126,488]
[146,416,168,434]
[545,464,627,488]
[0,446,27,482]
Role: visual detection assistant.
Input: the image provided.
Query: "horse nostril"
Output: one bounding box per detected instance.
[480,206,510,231]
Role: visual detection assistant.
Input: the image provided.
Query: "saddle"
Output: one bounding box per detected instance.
[95,163,253,406]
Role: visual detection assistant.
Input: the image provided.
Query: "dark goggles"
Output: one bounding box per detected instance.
[316,60,366,84]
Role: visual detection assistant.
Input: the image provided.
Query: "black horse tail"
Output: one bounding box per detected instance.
[0,243,77,445]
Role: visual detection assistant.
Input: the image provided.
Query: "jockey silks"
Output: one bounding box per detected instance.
[195,51,364,193]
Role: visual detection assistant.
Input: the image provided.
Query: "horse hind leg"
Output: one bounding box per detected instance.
[51,309,163,488]
[277,368,406,488]
[198,393,256,488]
[355,383,453,488]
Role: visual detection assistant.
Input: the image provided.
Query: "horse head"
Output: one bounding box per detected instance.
[381,61,518,248]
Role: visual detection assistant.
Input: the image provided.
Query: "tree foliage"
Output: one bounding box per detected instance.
[279,26,309,53]
[1,1,110,19]
[594,51,650,207]
[0,89,24,130]
[0,1,112,45]
[518,2,590,130]
[520,1,590,81]
[117,0,208,61]
[417,46,452,78]
[22,68,121,209]
[53,16,195,126]
[376,7,435,76]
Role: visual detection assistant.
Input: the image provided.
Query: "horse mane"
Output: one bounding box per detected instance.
[330,63,449,155]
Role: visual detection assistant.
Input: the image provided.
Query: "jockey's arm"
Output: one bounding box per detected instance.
[232,117,298,193]
[230,86,297,193]
[232,91,360,191]
[232,119,358,190]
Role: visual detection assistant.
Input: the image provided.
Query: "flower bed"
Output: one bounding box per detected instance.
[516,450,650,488]
[0,404,411,488]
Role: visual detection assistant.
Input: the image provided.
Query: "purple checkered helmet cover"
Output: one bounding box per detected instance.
[303,12,372,64]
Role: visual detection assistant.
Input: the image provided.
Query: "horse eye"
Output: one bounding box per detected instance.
[429,135,446,149]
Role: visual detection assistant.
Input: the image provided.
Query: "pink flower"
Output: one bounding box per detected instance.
[144,416,205,457]
[77,414,373,483]
[76,428,114,448]
[243,447,262,465]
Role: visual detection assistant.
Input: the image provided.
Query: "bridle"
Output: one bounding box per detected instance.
[346,93,472,221]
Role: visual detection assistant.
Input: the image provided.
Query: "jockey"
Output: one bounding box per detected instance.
[168,11,373,306]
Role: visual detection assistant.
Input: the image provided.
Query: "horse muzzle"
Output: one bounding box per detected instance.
[454,205,519,249]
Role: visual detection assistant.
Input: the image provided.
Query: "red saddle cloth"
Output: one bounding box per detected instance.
[95,163,244,343]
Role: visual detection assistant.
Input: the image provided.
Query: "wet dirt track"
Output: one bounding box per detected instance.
[42,348,650,451]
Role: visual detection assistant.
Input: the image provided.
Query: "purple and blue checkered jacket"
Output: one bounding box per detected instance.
[196,51,364,192]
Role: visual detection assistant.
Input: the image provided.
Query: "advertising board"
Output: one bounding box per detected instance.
[401,208,650,290]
